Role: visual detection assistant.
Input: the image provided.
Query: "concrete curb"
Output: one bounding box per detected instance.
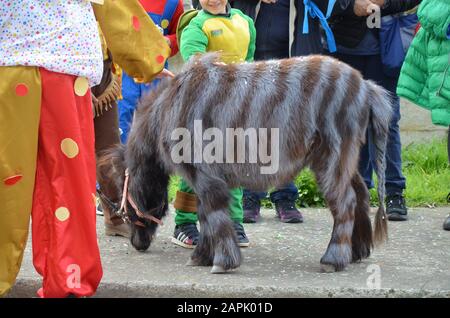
[8,208,450,298]
[8,278,450,298]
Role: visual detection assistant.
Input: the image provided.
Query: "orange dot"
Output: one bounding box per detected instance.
[132,16,140,31]
[15,83,28,96]
[156,55,165,64]
[3,175,23,186]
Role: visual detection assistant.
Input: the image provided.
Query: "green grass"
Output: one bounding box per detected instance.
[168,138,450,208]
[380,138,450,207]
[168,175,180,203]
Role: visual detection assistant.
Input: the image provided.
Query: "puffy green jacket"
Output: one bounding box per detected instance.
[397,0,450,127]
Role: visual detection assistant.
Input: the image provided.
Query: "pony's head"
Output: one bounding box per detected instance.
[97,81,172,251]
[125,163,169,252]
[98,142,170,251]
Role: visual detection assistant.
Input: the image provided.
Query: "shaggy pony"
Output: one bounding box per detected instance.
[99,53,391,273]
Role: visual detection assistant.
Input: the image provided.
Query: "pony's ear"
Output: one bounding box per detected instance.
[97,144,127,193]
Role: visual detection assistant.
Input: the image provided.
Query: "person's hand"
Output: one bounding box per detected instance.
[370,0,385,7]
[261,0,277,4]
[156,68,175,79]
[164,36,172,48]
[353,0,373,16]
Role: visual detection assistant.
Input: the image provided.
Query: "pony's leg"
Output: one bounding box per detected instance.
[310,142,360,272]
[188,172,241,273]
[351,172,373,262]
[319,181,356,272]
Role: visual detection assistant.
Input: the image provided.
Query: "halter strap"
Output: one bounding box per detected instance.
[118,169,164,227]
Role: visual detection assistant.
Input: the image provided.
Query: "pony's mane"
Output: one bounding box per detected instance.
[135,77,171,112]
[136,52,223,112]
[179,52,223,72]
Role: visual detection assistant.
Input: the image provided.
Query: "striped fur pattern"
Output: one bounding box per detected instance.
[102,53,392,273]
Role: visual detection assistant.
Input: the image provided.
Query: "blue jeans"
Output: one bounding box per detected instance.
[334,53,406,196]
[118,73,160,144]
[244,182,299,203]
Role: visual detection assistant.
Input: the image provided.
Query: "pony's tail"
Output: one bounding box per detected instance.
[367,82,392,246]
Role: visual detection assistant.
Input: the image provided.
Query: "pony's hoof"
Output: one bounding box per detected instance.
[320,264,336,273]
[211,265,227,274]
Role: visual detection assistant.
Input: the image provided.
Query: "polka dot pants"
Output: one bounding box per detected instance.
[0,66,102,298]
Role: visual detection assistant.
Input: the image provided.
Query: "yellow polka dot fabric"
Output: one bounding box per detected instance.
[60,138,79,159]
[55,207,70,222]
[74,77,89,96]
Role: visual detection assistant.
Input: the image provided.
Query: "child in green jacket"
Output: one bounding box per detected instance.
[172,0,256,248]
[397,0,450,230]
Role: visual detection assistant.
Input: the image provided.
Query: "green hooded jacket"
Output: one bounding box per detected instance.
[397,0,450,127]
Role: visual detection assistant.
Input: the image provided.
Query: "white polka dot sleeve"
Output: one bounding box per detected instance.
[0,0,103,86]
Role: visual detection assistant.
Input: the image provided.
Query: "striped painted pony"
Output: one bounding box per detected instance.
[99,53,391,273]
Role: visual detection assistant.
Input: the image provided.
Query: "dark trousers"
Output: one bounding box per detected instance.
[334,53,406,195]
[244,183,299,204]
[254,0,290,60]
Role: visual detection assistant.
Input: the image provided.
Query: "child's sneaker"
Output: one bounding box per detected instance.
[243,196,261,223]
[386,193,408,221]
[233,222,250,247]
[444,215,450,231]
[172,223,199,249]
[275,200,304,223]
[105,222,131,238]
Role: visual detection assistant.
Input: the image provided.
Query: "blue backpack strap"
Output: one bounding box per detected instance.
[302,0,337,53]
[161,0,179,35]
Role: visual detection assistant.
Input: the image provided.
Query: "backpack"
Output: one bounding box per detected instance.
[176,9,199,47]
[379,7,419,78]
